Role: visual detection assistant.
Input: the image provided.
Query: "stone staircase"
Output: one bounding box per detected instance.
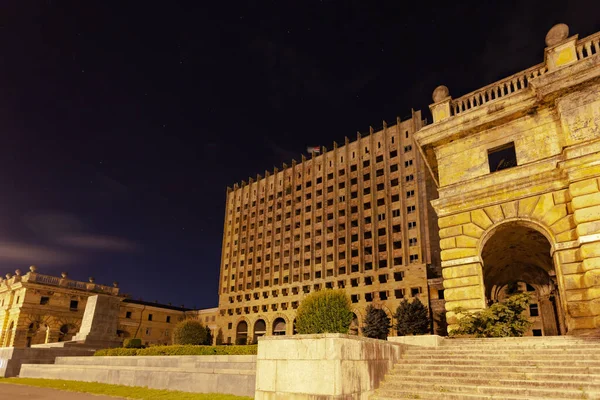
[373,337,600,400]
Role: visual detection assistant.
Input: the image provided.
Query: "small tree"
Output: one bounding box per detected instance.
[395,298,430,335]
[362,305,391,340]
[296,289,354,334]
[172,319,207,345]
[451,292,532,338]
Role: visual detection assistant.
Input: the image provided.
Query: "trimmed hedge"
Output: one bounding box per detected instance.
[123,338,143,348]
[94,345,257,357]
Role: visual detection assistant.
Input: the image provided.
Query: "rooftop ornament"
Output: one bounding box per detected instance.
[432,85,450,103]
[545,23,569,47]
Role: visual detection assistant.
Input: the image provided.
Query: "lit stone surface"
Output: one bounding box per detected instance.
[414,24,600,334]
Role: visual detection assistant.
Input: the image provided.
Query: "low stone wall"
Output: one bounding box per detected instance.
[20,354,256,397]
[255,333,407,400]
[0,346,95,377]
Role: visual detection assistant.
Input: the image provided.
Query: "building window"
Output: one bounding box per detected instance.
[488,142,517,172]
[126,311,132,319]
[40,296,49,305]
[529,303,539,317]
[148,314,153,321]
[166,316,171,323]
[145,328,152,336]
[70,300,78,310]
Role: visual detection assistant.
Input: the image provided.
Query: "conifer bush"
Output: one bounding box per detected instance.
[296,289,354,334]
[394,298,431,335]
[362,305,391,340]
[172,319,208,345]
[450,292,532,337]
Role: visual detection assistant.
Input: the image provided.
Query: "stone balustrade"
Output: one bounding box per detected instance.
[450,63,547,116]
[576,31,600,60]
[0,268,119,296]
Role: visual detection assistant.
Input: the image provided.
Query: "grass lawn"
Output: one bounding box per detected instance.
[0,378,253,400]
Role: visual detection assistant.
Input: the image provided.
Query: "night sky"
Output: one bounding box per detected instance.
[0,1,597,309]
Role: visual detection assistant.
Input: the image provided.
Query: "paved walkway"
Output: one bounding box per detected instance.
[0,384,126,399]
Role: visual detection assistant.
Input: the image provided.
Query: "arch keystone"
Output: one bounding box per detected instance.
[501,201,518,219]
[518,195,540,217]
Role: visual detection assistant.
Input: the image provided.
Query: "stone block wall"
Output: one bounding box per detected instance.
[255,333,405,399]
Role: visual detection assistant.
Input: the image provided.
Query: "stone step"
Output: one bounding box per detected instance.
[396,358,600,367]
[387,367,600,382]
[375,382,599,399]
[442,340,600,347]
[401,352,600,360]
[405,346,600,354]
[390,363,600,374]
[380,375,600,390]
[372,391,582,400]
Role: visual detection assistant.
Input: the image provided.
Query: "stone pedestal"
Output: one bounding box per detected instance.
[72,294,122,348]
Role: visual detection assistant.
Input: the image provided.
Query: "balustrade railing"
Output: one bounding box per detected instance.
[576,32,600,60]
[450,63,547,116]
[32,274,61,286]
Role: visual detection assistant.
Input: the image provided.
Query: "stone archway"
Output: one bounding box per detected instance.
[481,222,565,335]
[272,318,286,336]
[253,319,266,343]
[349,312,360,335]
[235,320,248,345]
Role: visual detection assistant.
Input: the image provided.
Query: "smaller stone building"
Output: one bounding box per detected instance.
[0,267,219,348]
[0,266,119,348]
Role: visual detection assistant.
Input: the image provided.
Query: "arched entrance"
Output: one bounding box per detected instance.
[235,321,248,345]
[253,319,266,343]
[59,324,77,342]
[272,318,286,335]
[349,313,359,335]
[481,223,565,336]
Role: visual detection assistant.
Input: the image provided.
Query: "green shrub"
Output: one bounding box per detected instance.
[450,292,532,338]
[172,319,207,345]
[94,345,257,357]
[296,289,354,334]
[395,298,430,336]
[123,338,143,348]
[362,305,391,340]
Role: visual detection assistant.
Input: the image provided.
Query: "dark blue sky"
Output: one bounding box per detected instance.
[0,1,597,308]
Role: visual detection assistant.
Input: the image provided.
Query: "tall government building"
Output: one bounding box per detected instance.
[217,111,444,344]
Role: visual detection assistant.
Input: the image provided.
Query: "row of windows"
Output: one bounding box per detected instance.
[227,218,417,250]
[225,221,418,264]
[228,239,417,268]
[228,135,415,202]
[38,296,79,310]
[124,312,171,323]
[223,255,421,293]
[222,286,424,315]
[228,172,417,221]
[227,272,408,303]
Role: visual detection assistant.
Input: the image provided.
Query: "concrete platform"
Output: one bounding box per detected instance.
[19,354,257,397]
